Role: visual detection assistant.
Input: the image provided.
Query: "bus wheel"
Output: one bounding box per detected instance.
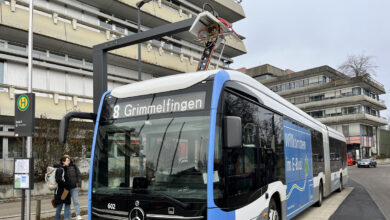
[315,183,323,207]
[268,198,280,220]
[337,175,343,192]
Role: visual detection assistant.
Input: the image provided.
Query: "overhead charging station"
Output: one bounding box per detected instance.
[60,10,240,143]
[92,10,240,113]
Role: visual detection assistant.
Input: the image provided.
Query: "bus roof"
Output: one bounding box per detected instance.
[110,70,219,98]
[110,69,345,141]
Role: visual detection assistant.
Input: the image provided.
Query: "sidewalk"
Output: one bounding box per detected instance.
[0,194,88,219]
[294,187,353,220]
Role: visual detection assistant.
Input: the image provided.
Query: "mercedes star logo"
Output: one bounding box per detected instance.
[129,207,145,220]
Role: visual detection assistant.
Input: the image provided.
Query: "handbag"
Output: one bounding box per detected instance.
[61,189,69,200]
[51,199,57,208]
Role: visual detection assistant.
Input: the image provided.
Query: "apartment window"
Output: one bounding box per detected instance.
[352,87,361,95]
[49,51,65,60]
[310,94,324,102]
[151,39,161,47]
[364,106,372,114]
[99,18,112,30]
[68,56,83,65]
[363,88,370,96]
[0,137,3,159]
[172,43,181,53]
[33,47,47,57]
[8,42,26,52]
[290,82,295,89]
[8,137,23,158]
[342,106,359,115]
[167,0,180,6]
[115,24,126,34]
[85,60,93,66]
[309,110,324,118]
[127,29,135,35]
[0,41,5,48]
[362,125,373,136]
[0,61,4,84]
[342,125,350,137]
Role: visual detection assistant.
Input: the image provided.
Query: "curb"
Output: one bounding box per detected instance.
[0,192,88,204]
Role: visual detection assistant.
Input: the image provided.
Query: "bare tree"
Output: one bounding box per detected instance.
[33,115,93,181]
[338,53,378,77]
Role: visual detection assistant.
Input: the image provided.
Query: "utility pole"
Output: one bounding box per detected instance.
[26,0,34,219]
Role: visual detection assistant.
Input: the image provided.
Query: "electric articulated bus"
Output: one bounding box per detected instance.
[61,70,348,220]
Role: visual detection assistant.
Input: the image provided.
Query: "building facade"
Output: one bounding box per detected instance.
[247,64,387,158]
[0,0,246,172]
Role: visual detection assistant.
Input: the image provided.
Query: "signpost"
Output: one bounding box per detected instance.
[15,93,35,137]
[14,93,35,220]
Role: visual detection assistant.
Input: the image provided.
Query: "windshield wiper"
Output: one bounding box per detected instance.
[132,189,190,209]
[152,191,191,209]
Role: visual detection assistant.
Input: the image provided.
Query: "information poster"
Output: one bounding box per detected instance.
[14,158,33,189]
[15,159,30,173]
[14,174,30,189]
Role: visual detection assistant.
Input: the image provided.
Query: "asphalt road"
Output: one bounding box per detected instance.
[331,164,390,220]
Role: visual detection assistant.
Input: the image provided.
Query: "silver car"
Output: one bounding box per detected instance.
[357,158,377,168]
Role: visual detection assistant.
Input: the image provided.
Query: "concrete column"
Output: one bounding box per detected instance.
[376,126,380,155]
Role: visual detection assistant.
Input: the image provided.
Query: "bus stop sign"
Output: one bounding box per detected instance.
[15,93,35,136]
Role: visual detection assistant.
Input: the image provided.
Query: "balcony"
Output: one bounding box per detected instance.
[0,3,229,75]
[0,89,93,120]
[296,94,387,111]
[316,113,388,127]
[183,0,245,23]
[75,0,247,57]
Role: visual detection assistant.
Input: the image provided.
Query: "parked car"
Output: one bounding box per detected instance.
[357,158,377,168]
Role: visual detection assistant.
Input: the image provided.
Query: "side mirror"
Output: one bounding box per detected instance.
[223,116,242,148]
[59,112,97,144]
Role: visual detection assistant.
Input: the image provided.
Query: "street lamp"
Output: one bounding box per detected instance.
[136,0,152,81]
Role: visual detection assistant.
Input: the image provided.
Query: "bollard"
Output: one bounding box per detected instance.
[35,200,41,220]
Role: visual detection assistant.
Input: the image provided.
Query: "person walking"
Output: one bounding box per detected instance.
[54,156,72,220]
[64,155,83,220]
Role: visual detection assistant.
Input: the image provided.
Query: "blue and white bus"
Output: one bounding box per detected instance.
[62,70,348,220]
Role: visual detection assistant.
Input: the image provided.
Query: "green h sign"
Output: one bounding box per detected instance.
[15,93,35,137]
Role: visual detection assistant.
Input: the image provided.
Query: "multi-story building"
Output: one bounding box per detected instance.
[0,0,246,172]
[247,64,387,158]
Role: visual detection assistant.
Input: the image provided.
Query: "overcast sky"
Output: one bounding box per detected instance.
[231,0,390,120]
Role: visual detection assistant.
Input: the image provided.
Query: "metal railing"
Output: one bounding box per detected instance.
[294,92,385,105]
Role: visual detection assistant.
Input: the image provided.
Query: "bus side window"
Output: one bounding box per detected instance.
[214,90,285,209]
[311,130,324,176]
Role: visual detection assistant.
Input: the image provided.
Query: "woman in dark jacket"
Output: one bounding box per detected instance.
[54,157,72,220]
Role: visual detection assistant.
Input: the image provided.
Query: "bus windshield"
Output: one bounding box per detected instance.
[92,112,210,200]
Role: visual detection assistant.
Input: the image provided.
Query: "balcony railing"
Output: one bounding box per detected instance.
[309,111,385,120]
[294,92,385,105]
[12,0,232,68]
[363,74,384,89]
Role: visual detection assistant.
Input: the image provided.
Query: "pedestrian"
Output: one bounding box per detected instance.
[64,154,83,220]
[54,156,72,220]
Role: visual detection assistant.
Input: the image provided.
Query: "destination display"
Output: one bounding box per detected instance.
[112,92,206,119]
